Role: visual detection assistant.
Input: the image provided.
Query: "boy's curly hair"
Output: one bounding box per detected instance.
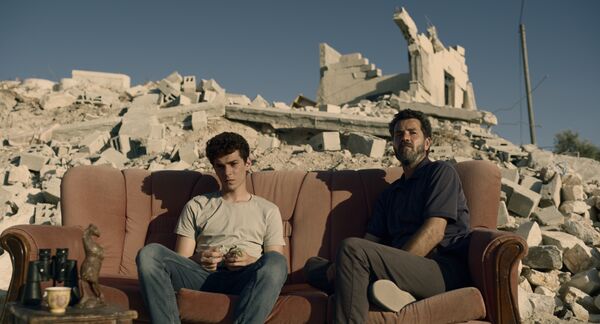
[205,132,250,164]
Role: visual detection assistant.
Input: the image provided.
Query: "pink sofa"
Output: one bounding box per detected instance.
[1,160,527,323]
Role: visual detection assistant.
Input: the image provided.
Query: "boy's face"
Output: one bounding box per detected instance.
[212,150,251,193]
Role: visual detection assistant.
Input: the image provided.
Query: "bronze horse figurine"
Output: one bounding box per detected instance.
[77,224,106,308]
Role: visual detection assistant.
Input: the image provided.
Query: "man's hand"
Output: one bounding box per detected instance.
[224,249,257,271]
[193,246,224,272]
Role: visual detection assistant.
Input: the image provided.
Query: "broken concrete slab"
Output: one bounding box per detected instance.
[40,92,76,110]
[19,145,53,172]
[346,133,386,158]
[542,230,586,252]
[72,70,131,90]
[256,136,281,151]
[98,148,129,169]
[309,132,341,152]
[41,177,61,205]
[177,143,198,165]
[191,111,208,131]
[79,131,110,155]
[225,105,390,137]
[6,165,31,186]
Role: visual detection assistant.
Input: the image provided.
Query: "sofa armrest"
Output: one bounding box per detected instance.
[0,225,84,308]
[469,228,528,324]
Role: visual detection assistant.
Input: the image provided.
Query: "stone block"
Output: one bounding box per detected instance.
[542,230,586,252]
[563,185,585,201]
[227,94,251,106]
[560,200,589,215]
[523,268,562,292]
[532,206,565,226]
[80,131,110,155]
[6,165,30,185]
[346,133,386,158]
[497,200,510,227]
[159,92,178,107]
[515,221,542,247]
[72,70,130,89]
[309,132,341,152]
[562,286,598,314]
[507,183,541,217]
[40,92,76,110]
[251,95,270,108]
[520,175,542,193]
[98,148,129,169]
[41,177,61,205]
[564,243,594,274]
[202,90,220,103]
[319,104,341,114]
[273,102,290,110]
[131,93,160,107]
[181,75,196,93]
[257,136,281,151]
[19,149,50,172]
[540,173,562,208]
[523,245,563,270]
[563,219,600,245]
[500,178,517,202]
[146,138,166,155]
[164,161,190,171]
[180,92,200,105]
[563,173,583,186]
[158,79,181,97]
[177,143,198,164]
[33,203,56,225]
[429,145,453,159]
[200,79,224,94]
[566,268,600,295]
[109,135,138,159]
[524,291,560,318]
[191,111,208,131]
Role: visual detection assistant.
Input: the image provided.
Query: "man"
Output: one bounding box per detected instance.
[136,132,288,324]
[308,109,471,323]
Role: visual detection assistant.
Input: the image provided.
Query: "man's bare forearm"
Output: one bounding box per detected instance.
[402,217,447,257]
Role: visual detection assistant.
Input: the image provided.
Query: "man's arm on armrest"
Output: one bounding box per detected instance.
[402,217,447,257]
[364,233,381,243]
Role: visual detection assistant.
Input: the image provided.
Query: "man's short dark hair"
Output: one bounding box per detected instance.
[205,132,250,164]
[388,109,432,139]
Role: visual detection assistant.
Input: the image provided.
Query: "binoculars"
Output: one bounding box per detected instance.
[22,248,80,306]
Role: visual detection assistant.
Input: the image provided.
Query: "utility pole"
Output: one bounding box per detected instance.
[519,23,536,145]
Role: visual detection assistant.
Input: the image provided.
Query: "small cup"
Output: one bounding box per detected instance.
[45,287,71,314]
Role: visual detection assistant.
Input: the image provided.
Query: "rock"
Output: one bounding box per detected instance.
[564,243,595,274]
[515,221,542,247]
[41,177,61,205]
[562,219,600,245]
[80,131,111,155]
[520,175,542,193]
[542,230,586,252]
[561,285,598,314]
[534,286,555,296]
[191,111,208,131]
[6,165,30,186]
[532,206,565,226]
[563,185,586,202]
[497,200,510,227]
[346,133,386,158]
[523,268,562,292]
[566,268,600,295]
[507,182,542,217]
[97,148,129,169]
[560,200,590,215]
[523,245,563,270]
[540,173,562,208]
[309,132,341,151]
[251,95,270,108]
[177,143,198,165]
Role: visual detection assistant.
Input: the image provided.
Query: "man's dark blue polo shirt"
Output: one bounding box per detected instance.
[367,158,470,254]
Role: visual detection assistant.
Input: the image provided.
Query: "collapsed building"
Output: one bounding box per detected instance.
[1,7,600,323]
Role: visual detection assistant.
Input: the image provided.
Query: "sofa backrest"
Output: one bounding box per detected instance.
[60,160,500,284]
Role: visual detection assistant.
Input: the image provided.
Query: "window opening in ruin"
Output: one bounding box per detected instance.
[444,72,455,107]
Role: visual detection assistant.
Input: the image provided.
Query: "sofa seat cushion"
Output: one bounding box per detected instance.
[367,287,487,323]
[99,277,147,322]
[177,284,328,323]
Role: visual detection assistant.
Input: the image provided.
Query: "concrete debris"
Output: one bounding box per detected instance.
[0,12,598,321]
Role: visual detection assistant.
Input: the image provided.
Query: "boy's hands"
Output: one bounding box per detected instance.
[192,246,224,272]
[224,246,256,271]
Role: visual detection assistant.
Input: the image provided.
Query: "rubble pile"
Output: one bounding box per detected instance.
[1,70,599,323]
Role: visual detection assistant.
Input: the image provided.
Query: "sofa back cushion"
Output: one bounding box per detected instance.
[61,160,499,282]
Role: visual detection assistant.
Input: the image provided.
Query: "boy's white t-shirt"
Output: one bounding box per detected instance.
[175,192,286,258]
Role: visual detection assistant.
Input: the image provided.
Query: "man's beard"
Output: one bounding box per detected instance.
[395,143,426,167]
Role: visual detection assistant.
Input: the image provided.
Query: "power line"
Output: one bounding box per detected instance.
[491,75,548,114]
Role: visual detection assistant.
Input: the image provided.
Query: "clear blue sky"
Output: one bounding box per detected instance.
[1,1,599,149]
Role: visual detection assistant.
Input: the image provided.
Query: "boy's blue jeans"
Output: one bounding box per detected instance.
[136,243,288,324]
